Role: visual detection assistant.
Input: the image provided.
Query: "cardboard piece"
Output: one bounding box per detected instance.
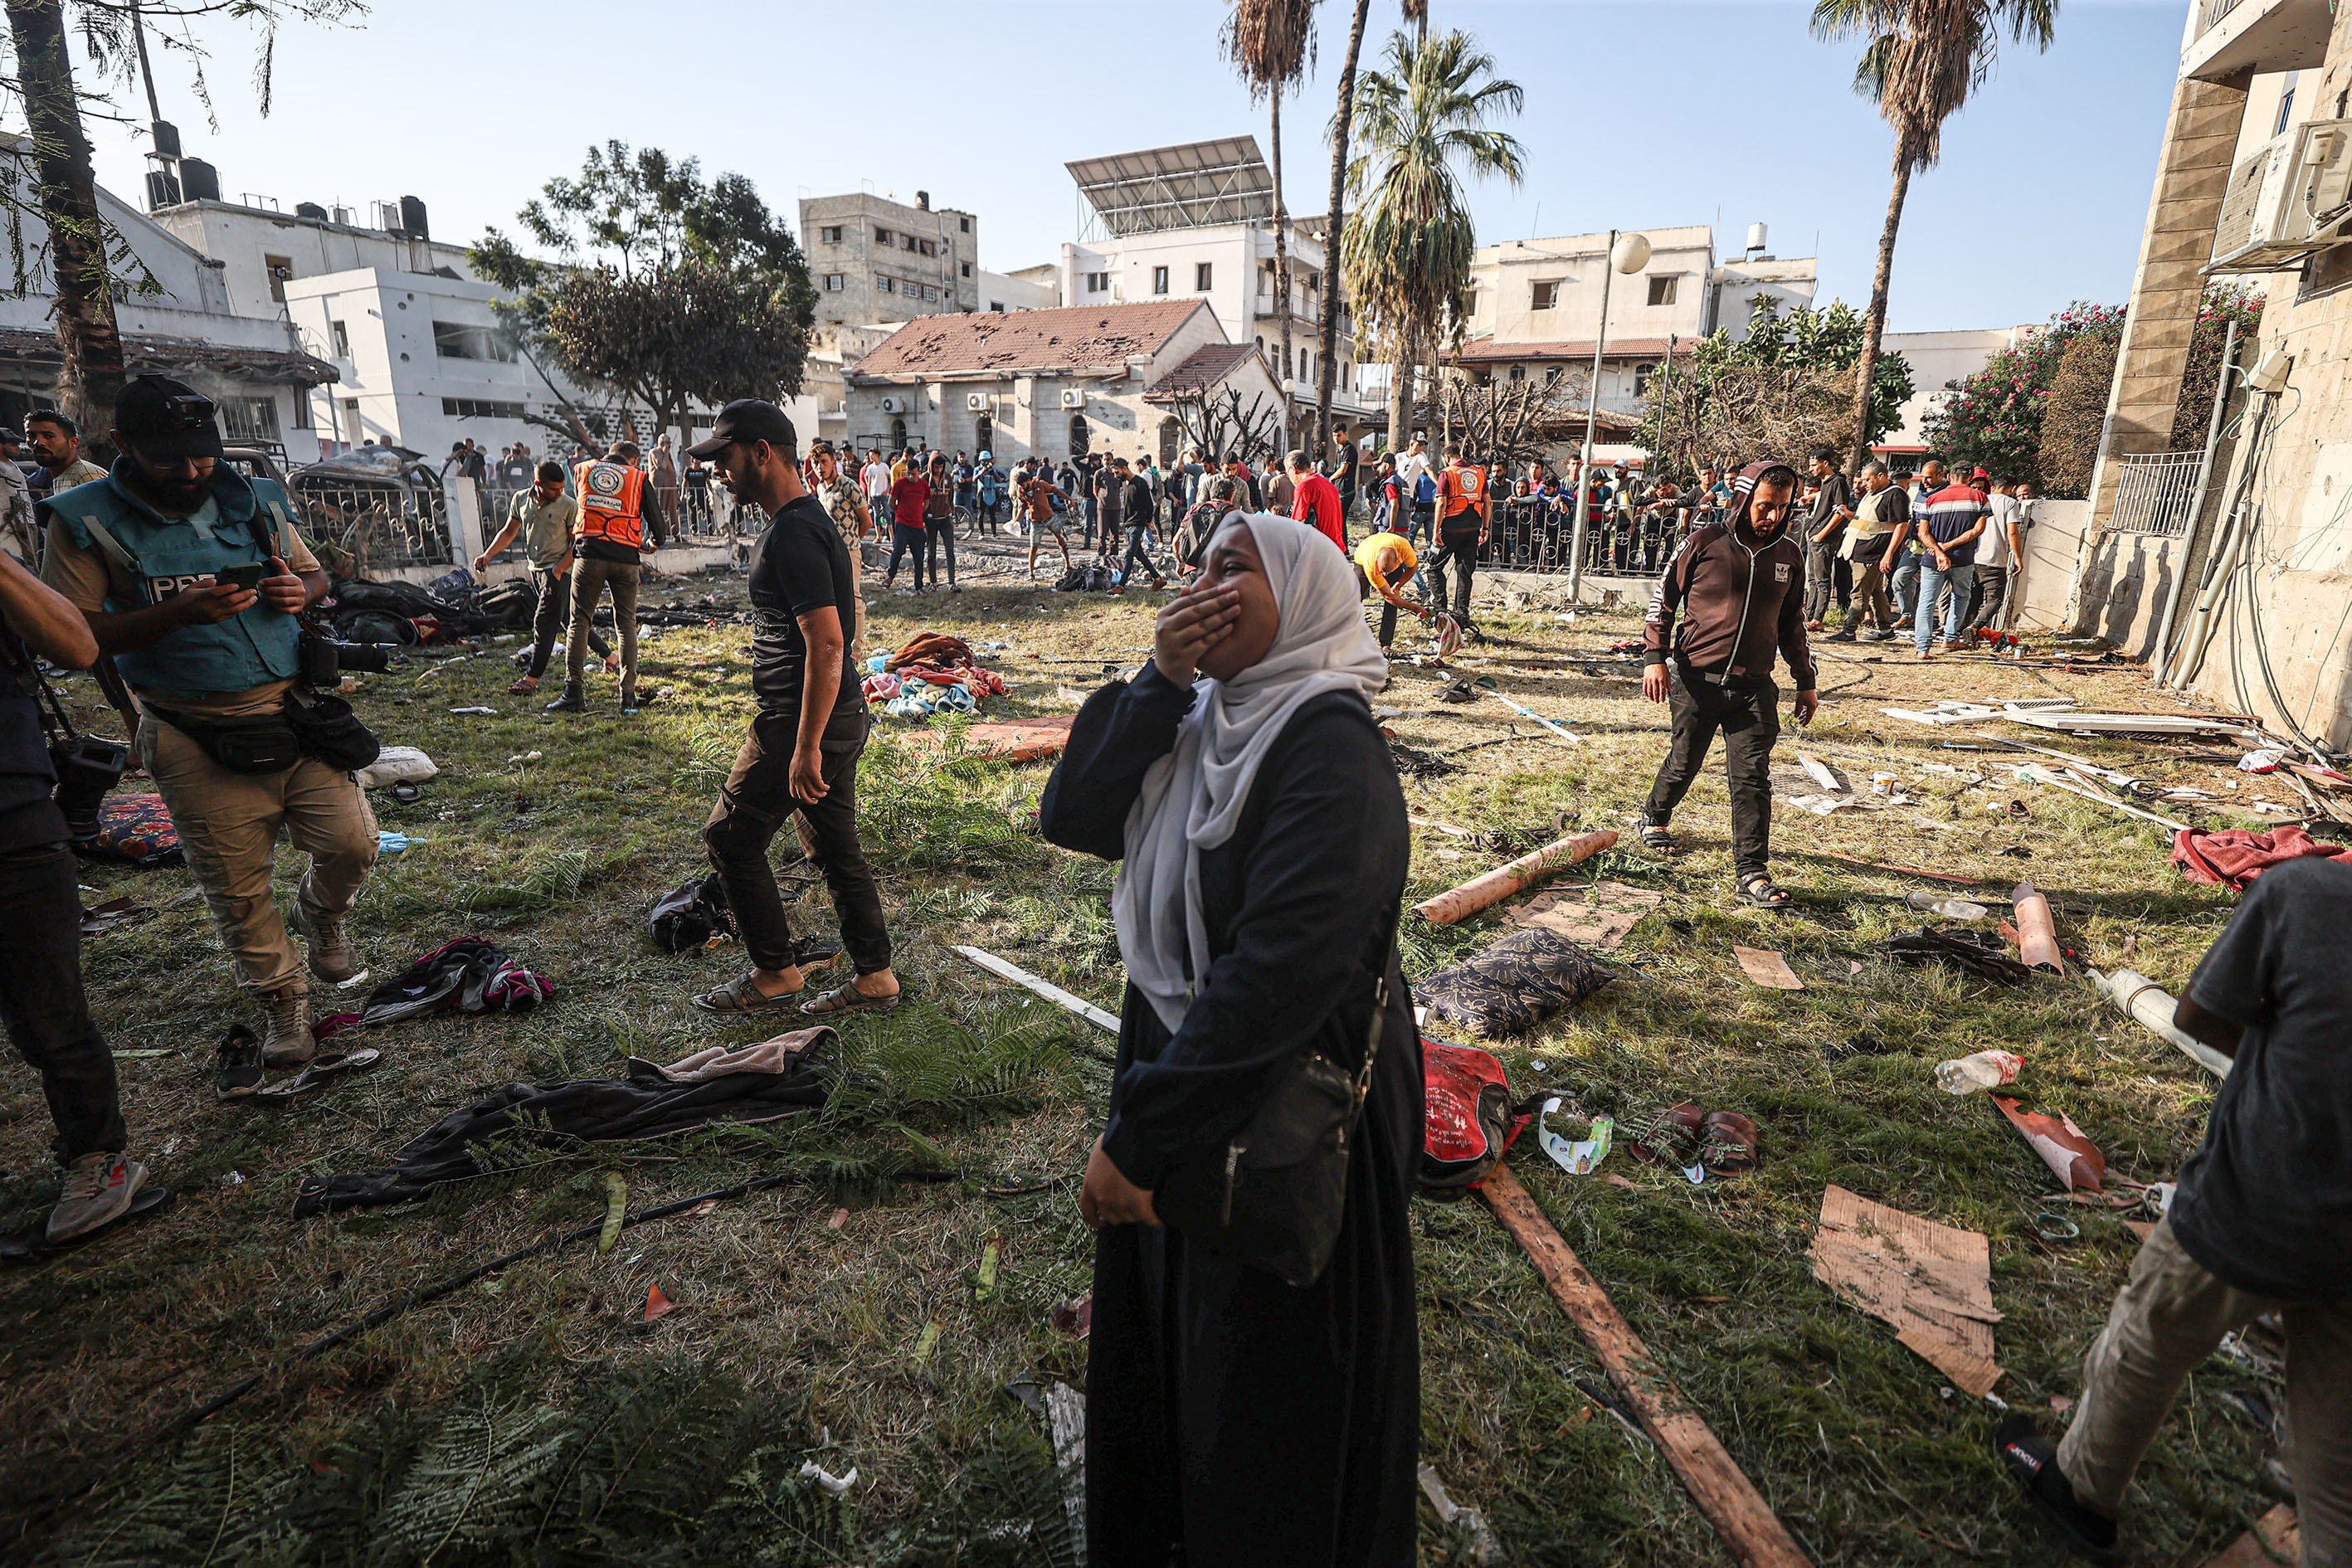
[1502,880,1664,950]
[2201,1505,2301,1568]
[1991,1096,2107,1193]
[1810,1185,2005,1396]
[1733,946,1804,991]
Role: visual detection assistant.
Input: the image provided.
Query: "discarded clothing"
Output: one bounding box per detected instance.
[357,937,553,1025]
[71,793,180,866]
[650,872,738,953]
[633,1026,832,1084]
[1415,927,1616,1038]
[291,1034,830,1214]
[883,631,976,673]
[2169,824,2352,892]
[1874,927,2033,986]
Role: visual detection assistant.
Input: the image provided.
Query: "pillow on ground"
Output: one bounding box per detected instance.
[1415,927,1615,1038]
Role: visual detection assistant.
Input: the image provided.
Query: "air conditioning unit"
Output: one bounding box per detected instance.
[2208,119,2352,273]
[966,392,989,412]
[879,394,907,415]
[1059,388,1086,410]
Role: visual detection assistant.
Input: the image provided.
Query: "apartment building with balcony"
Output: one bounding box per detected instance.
[2061,0,2352,748]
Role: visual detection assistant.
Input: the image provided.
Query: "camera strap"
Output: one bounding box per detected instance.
[20,652,81,743]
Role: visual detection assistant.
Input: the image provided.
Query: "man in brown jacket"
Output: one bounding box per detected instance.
[1636,460,1818,908]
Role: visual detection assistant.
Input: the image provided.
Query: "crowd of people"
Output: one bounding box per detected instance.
[4,382,2342,1568]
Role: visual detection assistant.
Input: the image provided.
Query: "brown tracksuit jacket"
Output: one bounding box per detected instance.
[1642,519,1817,689]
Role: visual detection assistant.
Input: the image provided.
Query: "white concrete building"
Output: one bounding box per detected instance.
[978,266,1059,314]
[0,139,334,453]
[844,299,1282,465]
[1875,326,2043,465]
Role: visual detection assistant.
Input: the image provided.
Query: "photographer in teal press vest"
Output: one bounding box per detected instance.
[39,377,378,1088]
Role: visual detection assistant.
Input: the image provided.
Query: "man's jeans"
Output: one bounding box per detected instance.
[1119,524,1161,587]
[1804,538,1850,623]
[1889,550,1922,632]
[704,712,893,978]
[0,842,122,1162]
[1640,663,1780,881]
[567,556,640,706]
[1914,558,1975,651]
[526,563,608,679]
[2057,1220,2351,1566]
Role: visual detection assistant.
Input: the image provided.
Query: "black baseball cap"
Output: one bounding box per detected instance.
[114,375,227,460]
[686,400,796,460]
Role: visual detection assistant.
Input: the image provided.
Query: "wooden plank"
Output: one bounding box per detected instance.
[1482,1166,1814,1568]
[1413,830,1618,925]
[952,946,1120,1034]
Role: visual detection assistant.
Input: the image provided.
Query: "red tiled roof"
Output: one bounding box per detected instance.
[1143,342,1259,402]
[1448,336,1678,363]
[851,300,1210,380]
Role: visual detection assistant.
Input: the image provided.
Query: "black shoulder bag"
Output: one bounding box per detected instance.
[248,504,380,774]
[1152,942,1398,1289]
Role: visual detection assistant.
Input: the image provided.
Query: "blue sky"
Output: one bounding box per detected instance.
[80,0,2185,334]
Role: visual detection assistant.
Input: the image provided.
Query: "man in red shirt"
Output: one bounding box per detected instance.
[884,465,931,591]
[1288,448,1346,550]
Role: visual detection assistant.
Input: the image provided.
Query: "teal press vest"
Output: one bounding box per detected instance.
[43,463,302,699]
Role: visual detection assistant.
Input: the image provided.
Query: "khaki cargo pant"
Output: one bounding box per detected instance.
[567,557,638,708]
[2057,1219,2352,1567]
[139,718,378,999]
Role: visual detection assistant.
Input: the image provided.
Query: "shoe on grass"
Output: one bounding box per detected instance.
[1992,1415,2121,1564]
[261,987,314,1069]
[291,903,361,984]
[46,1152,146,1244]
[215,1024,264,1098]
[546,689,587,713]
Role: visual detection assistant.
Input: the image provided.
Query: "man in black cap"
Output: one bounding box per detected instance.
[684,401,899,1019]
[40,375,375,1076]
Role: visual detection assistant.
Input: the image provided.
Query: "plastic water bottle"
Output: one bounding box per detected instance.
[1906,889,1990,920]
[1936,1049,2023,1094]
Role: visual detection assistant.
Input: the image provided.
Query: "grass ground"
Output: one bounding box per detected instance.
[0,536,2306,1566]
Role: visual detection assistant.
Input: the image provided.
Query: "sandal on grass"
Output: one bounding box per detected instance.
[1737,874,1792,909]
[1627,1102,1705,1171]
[508,676,539,695]
[691,972,805,1015]
[1699,1111,1759,1176]
[799,981,902,1019]
[1639,823,1679,855]
[256,1048,382,1101]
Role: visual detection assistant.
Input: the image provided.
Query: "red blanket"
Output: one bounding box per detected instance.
[2169,824,2352,891]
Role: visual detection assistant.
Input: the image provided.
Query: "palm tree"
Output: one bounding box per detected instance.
[1223,0,1317,453]
[1312,0,1370,451]
[1340,28,1523,454]
[1814,0,2057,474]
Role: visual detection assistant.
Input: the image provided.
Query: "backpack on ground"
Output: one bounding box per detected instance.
[1419,1037,1527,1198]
[650,872,737,952]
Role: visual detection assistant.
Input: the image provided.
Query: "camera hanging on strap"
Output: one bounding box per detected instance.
[22,655,128,840]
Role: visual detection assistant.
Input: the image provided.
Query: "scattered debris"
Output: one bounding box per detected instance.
[975,1237,1001,1304]
[913,1318,943,1364]
[599,1173,626,1254]
[2169,823,2352,890]
[1991,1096,2106,1192]
[1810,1185,2004,1396]
[798,1459,858,1497]
[2088,967,2232,1078]
[1050,1293,1093,1338]
[1796,752,1846,792]
[1500,880,1663,950]
[1416,1464,1502,1566]
[1936,1050,2023,1095]
[2009,881,2066,973]
[1484,688,1581,746]
[1785,793,1854,816]
[953,945,1120,1033]
[1876,928,2033,986]
[1732,947,1804,991]
[1825,1033,1895,1063]
[78,896,153,937]
[1809,850,1984,887]
[1536,1099,1613,1175]
[1905,891,1989,920]
[2016,764,2190,832]
[827,1207,850,1230]
[1413,830,1619,925]
[642,1283,674,1322]
[2199,1505,2299,1568]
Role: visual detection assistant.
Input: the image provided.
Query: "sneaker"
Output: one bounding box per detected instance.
[546,689,587,713]
[1858,629,1892,643]
[290,903,361,984]
[215,1024,264,1098]
[1992,1415,2121,1564]
[46,1152,146,1243]
[261,988,314,1069]
[1824,628,1857,642]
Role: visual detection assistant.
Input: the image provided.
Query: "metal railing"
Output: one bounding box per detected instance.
[291,483,456,573]
[2108,451,2204,537]
[1464,497,1680,577]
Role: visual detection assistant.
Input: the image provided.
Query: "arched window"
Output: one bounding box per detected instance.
[1069,414,1090,456]
[890,416,907,449]
[975,413,993,452]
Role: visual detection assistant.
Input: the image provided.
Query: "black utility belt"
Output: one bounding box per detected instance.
[149,691,380,777]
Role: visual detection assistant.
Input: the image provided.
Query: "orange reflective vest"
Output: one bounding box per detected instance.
[1438,464,1487,518]
[575,460,648,550]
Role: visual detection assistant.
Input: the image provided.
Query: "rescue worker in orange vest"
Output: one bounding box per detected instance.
[1425,444,1489,632]
[550,441,655,713]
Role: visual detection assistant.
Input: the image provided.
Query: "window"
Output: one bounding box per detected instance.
[921,285,937,302]
[1634,363,1659,396]
[990,300,1005,313]
[918,238,935,257]
[874,226,892,244]
[1647,275,1678,307]
[2277,72,2300,134]
[1152,265,1170,295]
[1508,363,1526,382]
[431,321,514,362]
[329,319,349,357]
[292,392,313,429]
[902,235,918,252]
[877,275,896,294]
[960,261,971,278]
[221,396,281,443]
[264,254,294,303]
[820,225,843,244]
[824,273,845,291]
[1086,271,1110,294]
[441,397,528,420]
[1531,280,1561,310]
[1195,261,1213,290]
[959,216,971,233]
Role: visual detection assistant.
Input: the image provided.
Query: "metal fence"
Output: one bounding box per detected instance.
[1477,498,1678,577]
[2108,451,2204,538]
[291,483,456,574]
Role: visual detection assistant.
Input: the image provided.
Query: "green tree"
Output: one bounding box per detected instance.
[1339,27,1524,452]
[472,142,815,455]
[2033,330,2120,497]
[1313,0,1370,448]
[1811,0,2058,475]
[1222,0,1317,450]
[1639,297,1912,479]
[1921,300,2121,489]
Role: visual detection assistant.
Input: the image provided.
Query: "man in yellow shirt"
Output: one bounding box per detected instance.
[1353,528,1427,649]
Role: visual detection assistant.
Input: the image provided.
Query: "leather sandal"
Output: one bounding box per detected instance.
[1737,874,1792,909]
[800,981,902,1018]
[1639,823,1679,855]
[1699,1111,1759,1176]
[691,972,804,1015]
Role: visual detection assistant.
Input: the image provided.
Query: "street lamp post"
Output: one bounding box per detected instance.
[1569,229,1652,599]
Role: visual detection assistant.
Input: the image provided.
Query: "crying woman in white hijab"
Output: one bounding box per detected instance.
[1035,513,1424,1567]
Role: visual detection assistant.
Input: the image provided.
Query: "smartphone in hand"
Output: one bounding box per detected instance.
[215,562,267,593]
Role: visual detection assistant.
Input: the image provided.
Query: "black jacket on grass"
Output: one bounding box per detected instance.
[1039,664,1420,1568]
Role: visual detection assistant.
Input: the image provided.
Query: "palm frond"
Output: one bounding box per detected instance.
[1220,0,1318,98]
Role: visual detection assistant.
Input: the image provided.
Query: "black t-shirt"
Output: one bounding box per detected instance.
[2170,856,2352,1300]
[1332,442,1360,494]
[1809,472,1853,540]
[0,639,66,853]
[746,494,868,739]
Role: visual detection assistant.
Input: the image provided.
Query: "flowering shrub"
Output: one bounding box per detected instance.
[1922,302,2122,488]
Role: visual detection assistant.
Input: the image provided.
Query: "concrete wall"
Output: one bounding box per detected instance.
[801,193,979,329]
[2013,499,2093,633]
[1469,227,1717,347]
[2066,523,2189,658]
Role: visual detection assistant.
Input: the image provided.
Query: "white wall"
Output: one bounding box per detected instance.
[149,201,475,324]
[1470,226,1717,347]
[1879,327,2038,451]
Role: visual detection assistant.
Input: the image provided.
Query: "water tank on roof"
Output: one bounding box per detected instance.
[180,158,221,202]
[295,201,328,222]
[144,171,182,210]
[1746,222,1768,256]
[398,195,428,239]
[149,119,181,158]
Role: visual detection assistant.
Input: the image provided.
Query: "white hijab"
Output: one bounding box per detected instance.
[1113,514,1390,1032]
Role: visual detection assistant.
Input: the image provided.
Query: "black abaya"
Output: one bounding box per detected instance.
[1039,663,1421,1568]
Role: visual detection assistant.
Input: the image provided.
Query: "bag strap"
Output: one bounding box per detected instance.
[1351,933,1400,1110]
[75,511,140,577]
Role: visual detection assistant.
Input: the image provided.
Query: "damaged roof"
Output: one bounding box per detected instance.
[0,328,339,388]
[850,300,1210,381]
[1142,342,1260,403]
